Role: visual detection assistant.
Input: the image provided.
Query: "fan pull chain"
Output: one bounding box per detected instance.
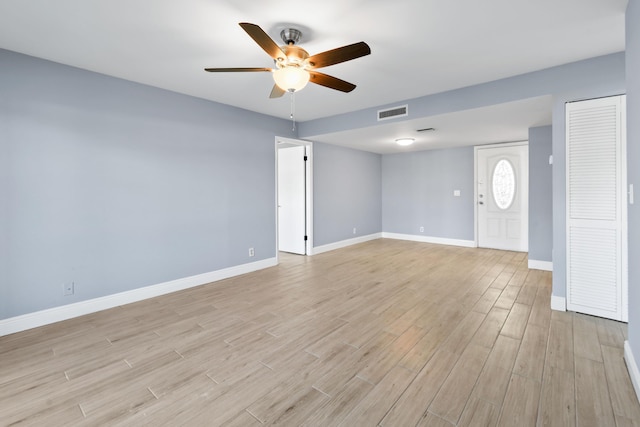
[290,91,296,131]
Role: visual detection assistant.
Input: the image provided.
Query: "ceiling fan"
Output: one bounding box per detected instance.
[205,22,371,98]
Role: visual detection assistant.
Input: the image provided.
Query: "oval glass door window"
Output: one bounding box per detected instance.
[492,159,516,209]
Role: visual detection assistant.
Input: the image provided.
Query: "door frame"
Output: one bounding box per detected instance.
[275,136,313,261]
[474,141,529,250]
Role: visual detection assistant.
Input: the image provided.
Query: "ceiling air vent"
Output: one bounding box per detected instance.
[377,105,408,121]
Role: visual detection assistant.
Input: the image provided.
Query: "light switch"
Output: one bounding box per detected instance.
[453,190,461,197]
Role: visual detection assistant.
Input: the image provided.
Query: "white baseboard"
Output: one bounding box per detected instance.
[624,341,640,405]
[382,232,476,248]
[311,231,476,255]
[528,259,553,271]
[311,233,382,255]
[551,295,567,312]
[0,257,277,337]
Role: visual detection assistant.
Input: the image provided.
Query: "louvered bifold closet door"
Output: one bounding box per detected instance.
[566,95,626,321]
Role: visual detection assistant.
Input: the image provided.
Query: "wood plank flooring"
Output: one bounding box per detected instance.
[1,239,639,426]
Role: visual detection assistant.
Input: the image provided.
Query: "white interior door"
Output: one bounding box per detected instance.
[278,145,306,255]
[566,95,627,321]
[477,143,528,251]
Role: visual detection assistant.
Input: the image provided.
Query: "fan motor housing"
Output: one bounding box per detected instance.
[280,45,309,64]
[280,28,302,45]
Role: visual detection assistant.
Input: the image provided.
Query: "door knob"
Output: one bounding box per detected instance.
[479,201,484,205]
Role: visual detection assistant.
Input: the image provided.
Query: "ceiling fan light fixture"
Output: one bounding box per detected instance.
[273,66,310,92]
[205,23,370,97]
[395,138,415,146]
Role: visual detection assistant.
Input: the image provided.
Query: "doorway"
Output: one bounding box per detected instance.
[276,137,313,257]
[475,142,529,251]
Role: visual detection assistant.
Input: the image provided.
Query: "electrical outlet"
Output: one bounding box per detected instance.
[453,190,461,197]
[248,247,255,257]
[420,226,424,233]
[352,228,357,234]
[63,282,74,296]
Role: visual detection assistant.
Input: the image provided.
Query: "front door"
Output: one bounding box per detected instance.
[477,143,528,251]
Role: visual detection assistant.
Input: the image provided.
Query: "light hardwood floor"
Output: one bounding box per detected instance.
[1,239,639,426]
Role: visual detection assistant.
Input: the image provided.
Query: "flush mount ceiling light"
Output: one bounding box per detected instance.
[395,138,415,146]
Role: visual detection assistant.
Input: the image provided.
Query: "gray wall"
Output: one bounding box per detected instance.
[528,126,553,262]
[382,147,474,241]
[0,49,293,319]
[313,142,382,246]
[626,0,640,365]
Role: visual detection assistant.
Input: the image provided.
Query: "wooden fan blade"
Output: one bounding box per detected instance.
[269,84,286,98]
[239,22,286,61]
[307,42,371,69]
[204,67,272,72]
[309,71,356,93]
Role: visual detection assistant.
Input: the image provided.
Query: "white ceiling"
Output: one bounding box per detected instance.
[0,0,627,153]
